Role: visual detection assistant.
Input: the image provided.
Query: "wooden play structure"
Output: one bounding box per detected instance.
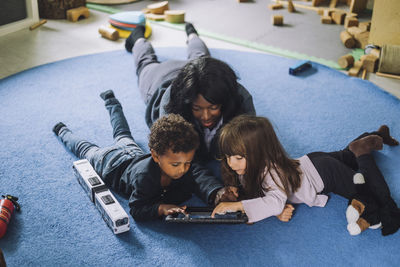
[369,0,400,47]
[312,0,368,13]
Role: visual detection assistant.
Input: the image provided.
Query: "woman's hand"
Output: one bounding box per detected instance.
[211,201,244,217]
[214,186,239,205]
[276,204,294,222]
[158,204,187,216]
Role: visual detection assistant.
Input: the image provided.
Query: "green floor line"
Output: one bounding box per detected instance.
[87,3,341,69]
[351,48,365,62]
[86,3,121,14]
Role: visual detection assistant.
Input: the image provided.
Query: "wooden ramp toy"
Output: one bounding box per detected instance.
[67,6,90,22]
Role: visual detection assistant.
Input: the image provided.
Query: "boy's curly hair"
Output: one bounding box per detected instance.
[149,114,199,155]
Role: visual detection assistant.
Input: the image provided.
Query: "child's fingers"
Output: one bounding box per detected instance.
[211,205,226,217]
[167,207,186,215]
[280,214,292,222]
[285,204,295,210]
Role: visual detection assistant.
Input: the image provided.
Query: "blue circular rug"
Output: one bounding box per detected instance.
[1,48,399,266]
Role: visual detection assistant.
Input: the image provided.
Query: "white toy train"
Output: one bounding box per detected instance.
[72,159,130,234]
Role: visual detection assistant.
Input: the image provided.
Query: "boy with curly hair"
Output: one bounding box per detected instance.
[53,90,234,221]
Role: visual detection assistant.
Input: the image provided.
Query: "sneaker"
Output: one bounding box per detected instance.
[185,22,198,37]
[125,25,146,53]
[100,89,115,100]
[53,122,66,136]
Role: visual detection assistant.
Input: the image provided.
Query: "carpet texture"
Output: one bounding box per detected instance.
[0,48,399,266]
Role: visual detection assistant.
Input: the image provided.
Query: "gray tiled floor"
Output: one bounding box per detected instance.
[0,9,260,78]
[0,4,399,99]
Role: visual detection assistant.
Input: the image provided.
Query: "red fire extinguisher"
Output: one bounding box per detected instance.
[0,195,20,239]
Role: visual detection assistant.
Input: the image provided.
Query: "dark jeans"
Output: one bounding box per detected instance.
[132,36,210,104]
[58,98,144,181]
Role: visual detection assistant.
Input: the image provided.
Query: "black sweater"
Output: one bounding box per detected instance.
[145,83,256,162]
[113,154,223,221]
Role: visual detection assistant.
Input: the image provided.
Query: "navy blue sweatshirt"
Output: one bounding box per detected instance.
[110,154,223,221]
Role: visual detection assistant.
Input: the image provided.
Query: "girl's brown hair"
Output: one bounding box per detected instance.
[219,115,301,199]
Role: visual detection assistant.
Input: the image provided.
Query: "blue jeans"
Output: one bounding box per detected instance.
[58,97,144,182]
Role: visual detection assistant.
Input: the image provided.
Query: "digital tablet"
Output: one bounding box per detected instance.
[165,206,248,224]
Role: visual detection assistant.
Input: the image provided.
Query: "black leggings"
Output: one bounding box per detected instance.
[308,130,395,208]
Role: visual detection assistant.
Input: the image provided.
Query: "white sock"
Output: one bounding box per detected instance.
[347,222,362,236]
[353,173,365,184]
[346,205,360,223]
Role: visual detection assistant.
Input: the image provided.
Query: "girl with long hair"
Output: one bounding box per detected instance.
[212,115,400,236]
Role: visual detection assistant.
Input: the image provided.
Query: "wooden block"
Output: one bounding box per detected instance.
[323,9,334,17]
[348,60,362,76]
[312,0,326,6]
[349,0,368,14]
[348,67,361,76]
[146,13,165,21]
[329,0,338,8]
[361,54,378,72]
[272,15,284,26]
[269,3,284,10]
[354,31,370,48]
[98,26,119,41]
[361,68,367,80]
[288,0,296,12]
[321,16,333,24]
[317,8,325,15]
[286,2,319,12]
[344,16,358,28]
[340,30,356,48]
[164,10,185,23]
[347,26,365,36]
[332,11,346,24]
[141,8,151,14]
[338,54,355,68]
[29,19,47,30]
[354,60,363,68]
[370,48,380,58]
[66,6,90,22]
[147,1,169,14]
[376,72,400,80]
[358,21,371,32]
[346,12,358,17]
